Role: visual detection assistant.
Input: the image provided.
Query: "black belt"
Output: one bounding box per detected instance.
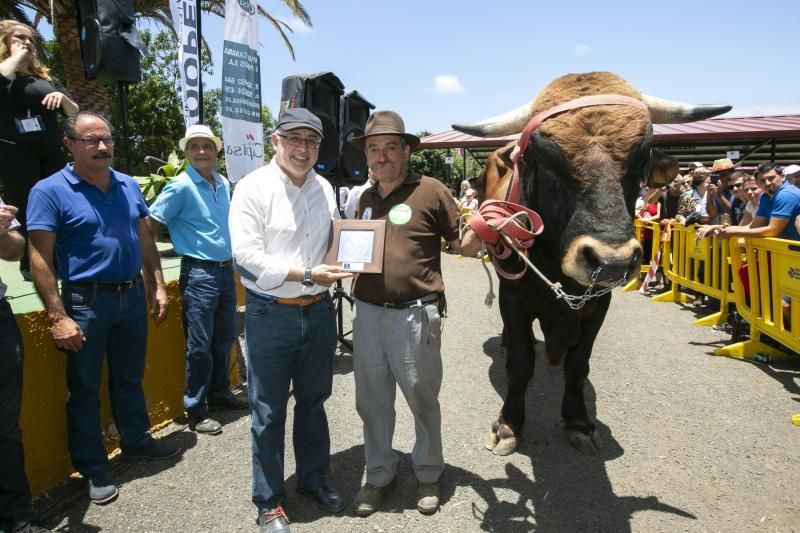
[381,294,440,310]
[63,274,141,292]
[182,256,233,267]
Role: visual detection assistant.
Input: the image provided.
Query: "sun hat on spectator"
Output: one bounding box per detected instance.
[349,110,420,151]
[688,162,704,171]
[179,124,223,152]
[711,158,735,172]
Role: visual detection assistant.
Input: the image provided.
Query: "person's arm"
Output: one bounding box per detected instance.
[29,230,86,351]
[0,41,27,79]
[43,77,79,116]
[449,227,483,257]
[138,218,168,323]
[717,216,788,239]
[0,204,24,260]
[705,186,720,219]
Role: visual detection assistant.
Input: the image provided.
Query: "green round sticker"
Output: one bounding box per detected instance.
[388,204,412,225]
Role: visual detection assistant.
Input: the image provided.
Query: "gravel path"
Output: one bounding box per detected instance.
[35,253,800,532]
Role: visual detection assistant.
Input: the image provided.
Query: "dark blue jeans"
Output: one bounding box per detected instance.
[62,280,151,476]
[245,290,336,511]
[179,259,237,418]
[0,299,32,531]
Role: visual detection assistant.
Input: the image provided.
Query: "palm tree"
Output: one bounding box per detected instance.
[3,1,311,113]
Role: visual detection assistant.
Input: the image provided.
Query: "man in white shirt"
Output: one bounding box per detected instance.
[229,108,351,533]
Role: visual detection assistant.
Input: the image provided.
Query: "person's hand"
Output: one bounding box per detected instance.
[41,91,65,111]
[0,204,18,236]
[312,264,353,286]
[146,281,169,324]
[708,184,720,197]
[695,224,717,242]
[51,316,86,352]
[9,41,30,61]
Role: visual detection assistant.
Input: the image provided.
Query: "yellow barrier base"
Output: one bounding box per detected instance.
[693,310,727,327]
[650,287,693,304]
[621,278,641,292]
[713,340,792,361]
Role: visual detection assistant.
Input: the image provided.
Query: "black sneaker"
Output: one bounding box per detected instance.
[87,471,118,505]
[122,438,180,461]
[208,391,249,410]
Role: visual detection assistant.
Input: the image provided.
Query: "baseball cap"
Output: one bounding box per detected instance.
[276,108,324,138]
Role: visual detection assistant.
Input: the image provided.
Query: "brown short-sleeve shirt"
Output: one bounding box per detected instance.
[353,172,460,305]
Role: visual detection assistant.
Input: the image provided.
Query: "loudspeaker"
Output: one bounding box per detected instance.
[280,72,344,179]
[339,91,375,186]
[75,0,145,85]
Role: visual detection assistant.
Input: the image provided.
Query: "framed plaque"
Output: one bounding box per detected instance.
[325,219,386,273]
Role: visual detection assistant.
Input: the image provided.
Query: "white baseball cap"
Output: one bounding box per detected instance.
[782,164,800,177]
[179,124,223,152]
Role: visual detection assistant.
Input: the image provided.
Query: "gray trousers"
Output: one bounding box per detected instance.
[353,297,444,486]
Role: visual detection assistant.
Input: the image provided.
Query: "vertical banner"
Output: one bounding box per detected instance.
[169,0,201,127]
[221,0,264,182]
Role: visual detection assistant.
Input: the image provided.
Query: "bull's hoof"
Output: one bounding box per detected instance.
[564,427,603,454]
[485,422,518,455]
[493,436,518,456]
[484,429,499,451]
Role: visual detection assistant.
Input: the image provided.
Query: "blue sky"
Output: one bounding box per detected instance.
[36,0,800,134]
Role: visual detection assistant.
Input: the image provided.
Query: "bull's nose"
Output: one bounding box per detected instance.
[581,245,641,283]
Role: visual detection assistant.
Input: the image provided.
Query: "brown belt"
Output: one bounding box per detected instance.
[273,293,325,306]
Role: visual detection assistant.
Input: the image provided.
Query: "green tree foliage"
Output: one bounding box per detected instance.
[40,30,277,177]
[410,130,483,185]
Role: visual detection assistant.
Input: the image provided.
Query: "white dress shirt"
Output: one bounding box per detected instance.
[229,159,338,298]
[343,180,375,219]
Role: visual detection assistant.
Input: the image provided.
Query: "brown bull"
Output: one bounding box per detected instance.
[455,72,729,456]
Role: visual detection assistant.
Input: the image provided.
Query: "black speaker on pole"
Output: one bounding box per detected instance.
[280,72,344,180]
[339,91,375,186]
[74,0,145,85]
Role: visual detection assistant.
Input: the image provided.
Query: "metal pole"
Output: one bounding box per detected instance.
[196,0,204,124]
[118,81,131,173]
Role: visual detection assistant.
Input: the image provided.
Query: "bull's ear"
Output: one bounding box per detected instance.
[649,149,679,187]
[497,140,517,167]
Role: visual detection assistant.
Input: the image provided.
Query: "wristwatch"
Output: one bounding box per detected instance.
[301,267,314,287]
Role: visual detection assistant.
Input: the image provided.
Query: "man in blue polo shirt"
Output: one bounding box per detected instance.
[26,111,179,505]
[147,124,246,436]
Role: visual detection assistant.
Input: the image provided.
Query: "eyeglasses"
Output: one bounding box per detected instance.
[727,182,744,191]
[277,134,321,149]
[69,136,114,148]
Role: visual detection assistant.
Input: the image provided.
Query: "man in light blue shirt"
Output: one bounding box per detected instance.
[148,124,246,436]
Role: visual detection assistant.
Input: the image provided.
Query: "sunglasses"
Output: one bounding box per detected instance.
[727,182,744,191]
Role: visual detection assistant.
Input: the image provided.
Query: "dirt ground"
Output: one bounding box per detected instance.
[34,253,800,532]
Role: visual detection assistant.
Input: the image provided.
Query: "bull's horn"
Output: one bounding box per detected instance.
[642,94,732,124]
[452,101,534,137]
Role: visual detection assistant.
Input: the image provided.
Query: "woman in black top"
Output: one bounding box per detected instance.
[0,20,78,277]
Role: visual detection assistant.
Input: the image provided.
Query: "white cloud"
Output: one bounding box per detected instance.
[434,75,464,95]
[573,44,592,56]
[284,16,312,33]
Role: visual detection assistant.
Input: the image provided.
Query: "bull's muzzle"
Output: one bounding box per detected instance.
[562,236,642,286]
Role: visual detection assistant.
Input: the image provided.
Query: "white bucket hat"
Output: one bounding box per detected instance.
[179,124,223,152]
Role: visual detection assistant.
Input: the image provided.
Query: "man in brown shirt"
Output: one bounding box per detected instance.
[348,111,480,517]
